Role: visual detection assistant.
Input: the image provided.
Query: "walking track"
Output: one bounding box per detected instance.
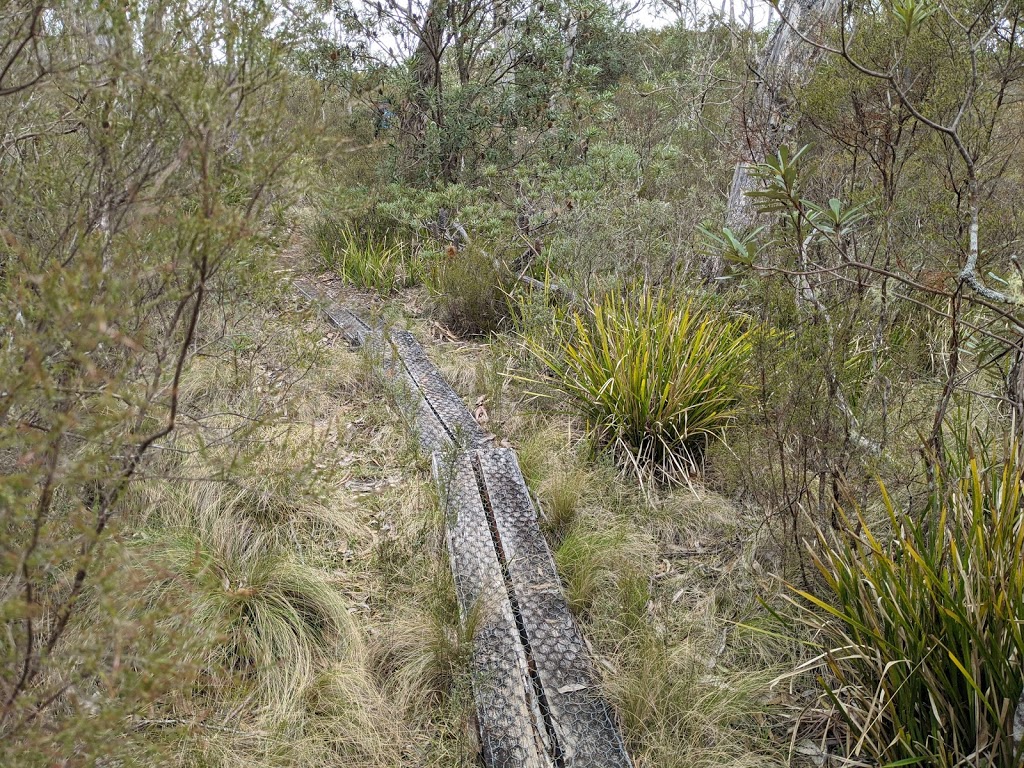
[297,280,633,768]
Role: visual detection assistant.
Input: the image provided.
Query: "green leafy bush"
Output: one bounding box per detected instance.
[310,217,420,293]
[788,452,1024,767]
[527,290,751,482]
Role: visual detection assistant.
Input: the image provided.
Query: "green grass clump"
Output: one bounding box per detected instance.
[426,244,509,336]
[787,450,1024,767]
[527,289,751,483]
[133,488,357,715]
[310,217,420,293]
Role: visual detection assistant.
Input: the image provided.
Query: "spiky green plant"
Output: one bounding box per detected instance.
[526,289,751,483]
[786,449,1024,767]
[310,218,419,294]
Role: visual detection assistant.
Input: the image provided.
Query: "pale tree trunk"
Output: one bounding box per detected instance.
[407,0,447,176]
[496,14,517,86]
[143,0,167,64]
[222,0,235,72]
[561,14,578,79]
[68,2,120,246]
[725,0,841,232]
[548,11,579,112]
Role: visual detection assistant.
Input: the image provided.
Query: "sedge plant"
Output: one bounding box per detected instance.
[310,218,419,294]
[525,288,752,484]
[785,445,1024,767]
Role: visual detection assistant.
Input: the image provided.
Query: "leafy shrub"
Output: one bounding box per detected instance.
[426,245,510,336]
[787,451,1024,767]
[309,217,420,293]
[527,289,751,482]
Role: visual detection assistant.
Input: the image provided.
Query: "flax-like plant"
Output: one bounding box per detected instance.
[311,218,418,293]
[787,449,1024,767]
[527,290,751,483]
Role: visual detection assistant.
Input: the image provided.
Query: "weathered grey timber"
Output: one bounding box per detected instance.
[435,451,553,768]
[474,448,632,767]
[389,329,490,451]
[293,278,372,346]
[298,279,633,768]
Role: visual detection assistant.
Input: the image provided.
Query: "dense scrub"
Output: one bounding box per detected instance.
[4,0,1024,765]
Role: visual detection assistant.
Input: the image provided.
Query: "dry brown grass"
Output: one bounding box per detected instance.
[86,278,480,767]
[94,268,814,767]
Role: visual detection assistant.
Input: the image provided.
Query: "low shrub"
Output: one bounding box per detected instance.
[526,289,751,483]
[309,216,420,293]
[426,244,510,336]
[786,449,1024,767]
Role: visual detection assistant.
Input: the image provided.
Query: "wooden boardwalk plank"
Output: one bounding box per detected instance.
[293,279,371,346]
[475,448,633,768]
[296,283,633,768]
[434,452,555,768]
[390,330,489,449]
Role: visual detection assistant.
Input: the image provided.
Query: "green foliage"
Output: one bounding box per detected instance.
[0,1,309,760]
[539,467,588,541]
[786,449,1024,766]
[891,0,938,36]
[699,225,763,267]
[310,217,421,293]
[343,0,636,184]
[426,245,510,336]
[371,183,511,243]
[746,145,869,251]
[526,289,752,483]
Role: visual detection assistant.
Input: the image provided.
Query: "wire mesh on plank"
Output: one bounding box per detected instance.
[433,452,555,768]
[475,448,634,768]
[292,278,372,346]
[390,330,489,450]
[382,353,450,453]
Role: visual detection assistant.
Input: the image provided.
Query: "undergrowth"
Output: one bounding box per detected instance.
[94,294,476,767]
[525,289,752,484]
[785,445,1024,767]
[310,217,422,294]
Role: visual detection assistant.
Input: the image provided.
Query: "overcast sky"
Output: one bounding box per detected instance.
[636,0,775,30]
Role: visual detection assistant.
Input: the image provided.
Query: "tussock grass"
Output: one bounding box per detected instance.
[485,392,787,766]
[558,478,785,766]
[131,486,359,716]
[360,475,478,768]
[538,466,588,540]
[425,244,509,336]
[555,521,634,616]
[608,641,781,768]
[98,281,481,767]
[309,217,421,294]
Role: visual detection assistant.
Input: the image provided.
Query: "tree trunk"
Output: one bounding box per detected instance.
[725,0,841,232]
[1007,334,1024,433]
[409,0,446,134]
